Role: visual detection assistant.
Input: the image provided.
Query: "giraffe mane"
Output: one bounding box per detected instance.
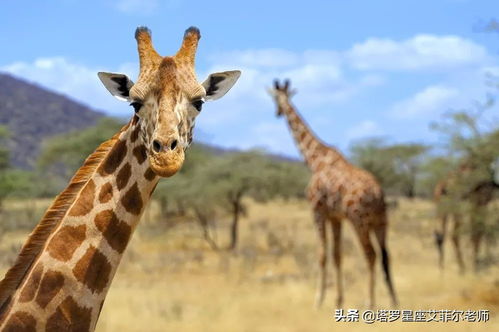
[0,123,129,316]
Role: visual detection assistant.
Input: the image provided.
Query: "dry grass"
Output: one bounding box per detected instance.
[0,197,498,331]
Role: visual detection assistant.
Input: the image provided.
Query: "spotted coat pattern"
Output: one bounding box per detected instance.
[270,80,398,308]
[0,26,213,332]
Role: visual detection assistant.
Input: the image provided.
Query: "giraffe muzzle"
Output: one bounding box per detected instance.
[149,136,185,177]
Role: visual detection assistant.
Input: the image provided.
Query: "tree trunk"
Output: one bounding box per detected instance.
[406,172,416,198]
[194,208,218,250]
[228,198,241,250]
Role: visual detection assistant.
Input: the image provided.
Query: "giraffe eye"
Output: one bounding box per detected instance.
[192,99,204,112]
[130,101,143,113]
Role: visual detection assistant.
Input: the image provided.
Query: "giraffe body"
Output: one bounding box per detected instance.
[434,163,498,273]
[0,26,240,331]
[270,80,397,308]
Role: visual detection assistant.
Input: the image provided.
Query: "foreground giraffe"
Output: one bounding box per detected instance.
[434,163,498,273]
[0,26,240,331]
[269,80,397,308]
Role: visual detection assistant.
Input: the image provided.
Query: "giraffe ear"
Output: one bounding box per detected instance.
[202,70,241,101]
[98,72,134,102]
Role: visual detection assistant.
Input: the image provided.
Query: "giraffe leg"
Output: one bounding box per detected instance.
[471,231,483,273]
[470,204,487,273]
[373,220,398,307]
[434,213,448,270]
[330,217,343,307]
[451,214,465,274]
[313,209,328,309]
[354,225,376,308]
[470,217,483,273]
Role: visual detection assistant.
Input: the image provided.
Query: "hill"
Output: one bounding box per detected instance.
[0,73,103,169]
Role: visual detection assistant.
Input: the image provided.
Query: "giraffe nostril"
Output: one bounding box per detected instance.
[170,140,178,151]
[152,140,162,153]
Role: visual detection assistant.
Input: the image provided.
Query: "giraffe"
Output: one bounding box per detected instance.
[269,80,397,308]
[434,162,498,273]
[0,26,240,331]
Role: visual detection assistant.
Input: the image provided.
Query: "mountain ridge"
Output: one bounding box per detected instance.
[0,72,104,169]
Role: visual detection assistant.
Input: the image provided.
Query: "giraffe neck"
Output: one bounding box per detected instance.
[0,117,159,331]
[280,98,345,171]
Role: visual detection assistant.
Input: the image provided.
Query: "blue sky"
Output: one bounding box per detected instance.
[1,0,499,158]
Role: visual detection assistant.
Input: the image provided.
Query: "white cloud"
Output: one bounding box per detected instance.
[347,34,489,71]
[213,49,300,68]
[206,48,379,111]
[1,32,496,157]
[1,57,137,116]
[345,120,384,141]
[390,85,459,119]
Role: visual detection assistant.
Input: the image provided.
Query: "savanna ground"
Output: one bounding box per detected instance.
[0,198,498,332]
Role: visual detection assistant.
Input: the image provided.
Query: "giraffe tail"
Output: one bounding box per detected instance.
[373,220,398,307]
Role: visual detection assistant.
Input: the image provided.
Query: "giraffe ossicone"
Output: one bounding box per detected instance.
[0,26,240,331]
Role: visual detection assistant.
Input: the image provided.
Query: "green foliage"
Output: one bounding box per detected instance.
[0,126,11,207]
[350,138,428,197]
[37,117,125,189]
[430,98,499,194]
[154,147,309,249]
[0,126,9,171]
[416,156,455,198]
[0,127,39,205]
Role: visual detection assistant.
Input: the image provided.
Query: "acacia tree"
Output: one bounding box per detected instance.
[430,93,499,268]
[0,126,36,212]
[0,126,10,209]
[350,138,428,197]
[37,117,124,195]
[155,149,309,250]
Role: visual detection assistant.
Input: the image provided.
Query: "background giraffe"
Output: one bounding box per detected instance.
[434,162,499,273]
[0,26,240,331]
[269,80,397,308]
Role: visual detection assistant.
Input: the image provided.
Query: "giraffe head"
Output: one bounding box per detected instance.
[268,79,297,117]
[98,26,240,177]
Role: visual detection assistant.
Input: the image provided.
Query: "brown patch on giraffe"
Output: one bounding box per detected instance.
[46,296,91,332]
[338,184,346,194]
[315,161,325,172]
[131,122,140,142]
[3,311,36,332]
[47,225,87,262]
[98,139,128,176]
[35,270,64,309]
[121,182,143,215]
[72,246,112,294]
[133,144,147,164]
[144,167,156,181]
[116,163,132,190]
[68,179,96,216]
[131,115,139,126]
[98,182,113,204]
[94,210,132,253]
[18,263,43,303]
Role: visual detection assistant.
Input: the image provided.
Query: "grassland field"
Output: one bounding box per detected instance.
[0,197,498,332]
